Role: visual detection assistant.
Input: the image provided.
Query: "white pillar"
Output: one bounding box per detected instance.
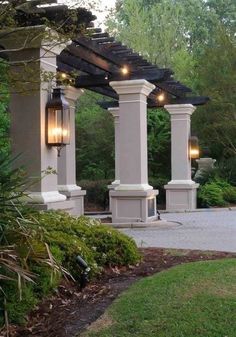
[108,107,120,187]
[164,104,199,211]
[107,107,120,212]
[108,107,120,190]
[109,80,159,223]
[4,27,72,210]
[57,86,86,215]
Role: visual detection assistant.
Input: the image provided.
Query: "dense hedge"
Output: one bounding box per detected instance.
[78,179,111,210]
[2,211,140,326]
[198,179,236,207]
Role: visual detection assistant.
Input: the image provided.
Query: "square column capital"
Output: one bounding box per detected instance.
[164,104,196,116]
[62,86,83,106]
[108,107,119,119]
[110,79,155,97]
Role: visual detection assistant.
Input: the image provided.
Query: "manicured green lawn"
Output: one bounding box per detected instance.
[83,259,236,337]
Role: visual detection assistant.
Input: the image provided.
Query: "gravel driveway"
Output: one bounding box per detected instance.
[120,210,236,252]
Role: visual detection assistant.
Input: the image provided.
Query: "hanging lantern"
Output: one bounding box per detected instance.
[189,136,200,159]
[46,88,70,156]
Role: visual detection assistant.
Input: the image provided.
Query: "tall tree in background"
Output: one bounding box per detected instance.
[193,27,236,159]
[76,91,114,180]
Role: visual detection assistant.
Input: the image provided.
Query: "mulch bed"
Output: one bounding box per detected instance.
[3,248,236,337]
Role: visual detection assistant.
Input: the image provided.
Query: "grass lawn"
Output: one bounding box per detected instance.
[82,259,236,337]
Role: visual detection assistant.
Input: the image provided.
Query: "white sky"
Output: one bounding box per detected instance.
[93,0,116,28]
[58,0,116,29]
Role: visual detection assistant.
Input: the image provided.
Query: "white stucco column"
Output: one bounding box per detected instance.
[109,80,159,223]
[3,26,73,210]
[107,107,120,212]
[164,104,199,211]
[108,107,120,187]
[58,86,86,215]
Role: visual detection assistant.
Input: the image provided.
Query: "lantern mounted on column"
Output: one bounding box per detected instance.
[189,136,200,159]
[46,88,70,157]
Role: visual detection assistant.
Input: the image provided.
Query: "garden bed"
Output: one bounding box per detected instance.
[4,248,235,337]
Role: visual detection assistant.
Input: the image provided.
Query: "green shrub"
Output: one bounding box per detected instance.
[198,182,227,207]
[46,230,98,279]
[222,186,236,203]
[198,178,236,207]
[1,282,37,325]
[35,211,140,269]
[78,179,111,210]
[149,176,169,205]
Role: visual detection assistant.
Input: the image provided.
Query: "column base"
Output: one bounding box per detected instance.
[110,189,159,223]
[108,181,120,212]
[59,187,86,216]
[164,181,199,211]
[26,191,67,203]
[25,191,77,213]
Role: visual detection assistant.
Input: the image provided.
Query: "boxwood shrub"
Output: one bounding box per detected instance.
[35,211,140,273]
[198,179,236,207]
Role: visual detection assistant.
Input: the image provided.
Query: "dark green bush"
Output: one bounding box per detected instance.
[198,182,227,207]
[222,186,236,203]
[35,211,140,269]
[198,182,226,207]
[149,176,169,205]
[1,283,37,325]
[46,230,98,279]
[197,178,236,207]
[78,179,111,210]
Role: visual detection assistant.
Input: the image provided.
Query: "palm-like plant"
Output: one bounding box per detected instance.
[0,155,65,332]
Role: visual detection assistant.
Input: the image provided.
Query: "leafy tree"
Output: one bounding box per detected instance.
[192,27,236,160]
[148,109,171,178]
[76,91,115,180]
[107,0,186,68]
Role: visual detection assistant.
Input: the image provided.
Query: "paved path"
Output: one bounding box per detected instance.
[120,210,236,252]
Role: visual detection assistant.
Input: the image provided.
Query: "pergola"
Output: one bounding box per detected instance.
[1,2,209,223]
[58,29,208,108]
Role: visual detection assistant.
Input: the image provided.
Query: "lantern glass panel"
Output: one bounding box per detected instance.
[189,136,200,159]
[47,106,70,146]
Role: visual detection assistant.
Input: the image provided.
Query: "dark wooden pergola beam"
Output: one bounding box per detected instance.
[112,49,133,55]
[98,96,209,110]
[93,37,115,44]
[74,69,171,88]
[86,27,102,34]
[154,82,185,98]
[88,87,118,100]
[67,43,119,73]
[73,37,137,71]
[58,52,104,75]
[147,96,210,107]
[91,32,109,38]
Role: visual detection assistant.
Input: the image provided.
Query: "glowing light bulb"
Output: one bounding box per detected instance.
[61,73,67,79]
[157,93,165,102]
[190,148,200,158]
[121,66,129,75]
[52,127,63,136]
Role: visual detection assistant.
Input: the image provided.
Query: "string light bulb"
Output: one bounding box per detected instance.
[121,66,129,75]
[157,93,165,102]
[61,72,67,79]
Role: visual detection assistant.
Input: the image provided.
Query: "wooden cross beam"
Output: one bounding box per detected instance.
[74,69,171,88]
[98,96,209,109]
